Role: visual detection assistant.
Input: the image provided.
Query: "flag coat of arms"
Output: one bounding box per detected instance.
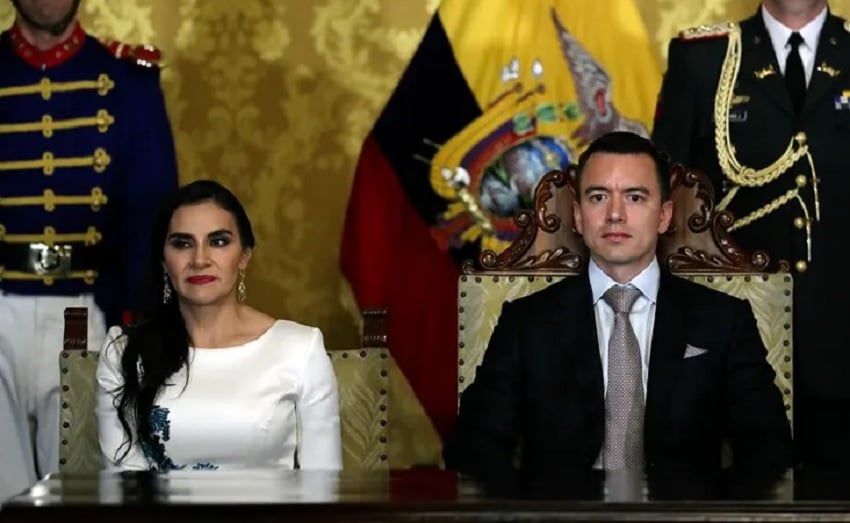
[341,0,661,449]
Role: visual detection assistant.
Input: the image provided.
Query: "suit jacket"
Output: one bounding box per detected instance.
[651,8,850,399]
[443,270,792,482]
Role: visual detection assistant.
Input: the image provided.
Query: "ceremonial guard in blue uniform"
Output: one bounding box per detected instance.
[0,0,178,500]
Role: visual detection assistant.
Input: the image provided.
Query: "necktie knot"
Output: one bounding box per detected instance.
[602,285,642,314]
[787,32,804,49]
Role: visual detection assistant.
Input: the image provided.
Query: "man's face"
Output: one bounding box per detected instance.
[573,152,672,279]
[12,0,79,32]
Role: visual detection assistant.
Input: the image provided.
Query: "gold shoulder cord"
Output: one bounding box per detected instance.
[713,24,819,260]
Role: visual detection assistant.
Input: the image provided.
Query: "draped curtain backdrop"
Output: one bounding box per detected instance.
[3,0,846,350]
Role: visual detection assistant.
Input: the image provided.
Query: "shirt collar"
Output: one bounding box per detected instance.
[9,20,86,69]
[761,4,827,54]
[589,257,660,305]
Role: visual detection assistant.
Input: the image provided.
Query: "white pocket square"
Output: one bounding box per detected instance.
[683,344,709,359]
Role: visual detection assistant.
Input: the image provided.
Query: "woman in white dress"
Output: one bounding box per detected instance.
[96,180,341,471]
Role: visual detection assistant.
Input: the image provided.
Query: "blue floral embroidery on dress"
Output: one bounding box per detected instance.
[141,406,219,471]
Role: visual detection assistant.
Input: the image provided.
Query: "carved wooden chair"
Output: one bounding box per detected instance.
[58,307,390,473]
[457,165,794,426]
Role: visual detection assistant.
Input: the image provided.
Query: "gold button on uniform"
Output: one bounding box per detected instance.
[795,260,808,273]
[794,217,806,229]
[795,175,807,188]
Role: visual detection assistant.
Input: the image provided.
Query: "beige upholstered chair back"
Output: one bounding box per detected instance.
[58,308,391,472]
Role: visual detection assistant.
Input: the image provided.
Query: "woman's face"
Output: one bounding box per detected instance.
[162,201,251,307]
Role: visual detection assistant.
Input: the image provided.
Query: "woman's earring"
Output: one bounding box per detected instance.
[237,269,247,303]
[163,274,172,304]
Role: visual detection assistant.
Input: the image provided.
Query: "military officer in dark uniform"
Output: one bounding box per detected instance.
[652,0,850,469]
[0,0,178,500]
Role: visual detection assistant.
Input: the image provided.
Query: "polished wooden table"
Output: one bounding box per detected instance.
[3,468,850,522]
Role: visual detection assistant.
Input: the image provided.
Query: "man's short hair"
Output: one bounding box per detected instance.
[574,131,671,201]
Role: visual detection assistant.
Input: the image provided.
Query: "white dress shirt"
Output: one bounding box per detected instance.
[762,4,828,86]
[588,257,660,399]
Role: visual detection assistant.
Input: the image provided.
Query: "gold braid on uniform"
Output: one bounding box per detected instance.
[713,24,819,259]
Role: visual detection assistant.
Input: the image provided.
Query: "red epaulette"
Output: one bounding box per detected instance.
[100,38,162,68]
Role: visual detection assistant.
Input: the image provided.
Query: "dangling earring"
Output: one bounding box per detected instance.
[163,273,172,304]
[237,269,247,303]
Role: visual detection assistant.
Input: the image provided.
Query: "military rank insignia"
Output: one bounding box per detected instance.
[678,22,735,41]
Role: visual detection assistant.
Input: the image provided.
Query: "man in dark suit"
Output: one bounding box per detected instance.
[443,132,792,486]
[651,0,850,468]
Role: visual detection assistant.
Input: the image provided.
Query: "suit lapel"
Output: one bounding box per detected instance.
[802,14,850,120]
[645,272,688,444]
[740,12,795,117]
[556,275,604,435]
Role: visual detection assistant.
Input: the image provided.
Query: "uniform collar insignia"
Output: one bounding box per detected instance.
[816,61,841,77]
[754,64,776,79]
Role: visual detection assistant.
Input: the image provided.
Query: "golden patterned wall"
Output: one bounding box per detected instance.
[2,0,848,349]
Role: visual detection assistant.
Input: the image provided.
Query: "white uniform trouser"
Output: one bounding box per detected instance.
[0,293,106,502]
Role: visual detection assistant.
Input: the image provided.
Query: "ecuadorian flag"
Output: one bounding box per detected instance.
[341,0,661,460]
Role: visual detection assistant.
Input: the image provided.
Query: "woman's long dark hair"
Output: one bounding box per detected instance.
[112,180,256,463]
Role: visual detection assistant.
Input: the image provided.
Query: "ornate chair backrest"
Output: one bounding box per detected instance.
[457,165,793,425]
[59,307,101,472]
